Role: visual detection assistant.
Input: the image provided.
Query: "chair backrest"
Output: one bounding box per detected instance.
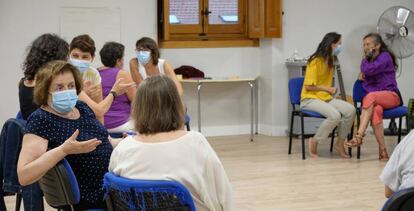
[15,111,23,120]
[185,113,190,124]
[38,159,80,209]
[103,172,196,211]
[382,187,414,211]
[352,80,366,104]
[0,118,26,193]
[288,77,304,105]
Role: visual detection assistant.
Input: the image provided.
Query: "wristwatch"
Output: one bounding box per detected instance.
[110,91,117,98]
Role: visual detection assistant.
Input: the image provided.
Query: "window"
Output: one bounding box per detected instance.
[158,0,282,48]
[159,0,256,48]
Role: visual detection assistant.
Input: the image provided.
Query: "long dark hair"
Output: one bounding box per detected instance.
[363,32,398,69]
[22,33,69,81]
[308,32,341,69]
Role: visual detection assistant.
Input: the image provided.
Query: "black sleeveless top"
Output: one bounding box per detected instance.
[18,78,39,120]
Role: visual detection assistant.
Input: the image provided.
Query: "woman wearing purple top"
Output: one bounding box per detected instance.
[347,33,401,161]
[98,42,137,132]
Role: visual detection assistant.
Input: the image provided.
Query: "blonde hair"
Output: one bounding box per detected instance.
[34,60,82,105]
[133,75,185,134]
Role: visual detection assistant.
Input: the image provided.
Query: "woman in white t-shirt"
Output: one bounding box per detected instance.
[380,130,414,198]
[108,75,233,211]
[129,37,183,96]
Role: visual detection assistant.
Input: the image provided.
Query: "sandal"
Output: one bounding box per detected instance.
[379,148,389,161]
[345,132,365,148]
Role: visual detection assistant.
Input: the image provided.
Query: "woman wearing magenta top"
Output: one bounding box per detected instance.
[347,33,402,161]
[98,42,137,132]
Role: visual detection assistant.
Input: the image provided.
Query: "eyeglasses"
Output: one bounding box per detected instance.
[135,47,150,52]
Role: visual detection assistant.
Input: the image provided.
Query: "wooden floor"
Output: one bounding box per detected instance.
[5,133,400,211]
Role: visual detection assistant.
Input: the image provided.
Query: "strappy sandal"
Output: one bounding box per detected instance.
[379,148,389,161]
[345,132,365,148]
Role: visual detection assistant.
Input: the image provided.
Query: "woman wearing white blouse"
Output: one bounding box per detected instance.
[108,75,233,211]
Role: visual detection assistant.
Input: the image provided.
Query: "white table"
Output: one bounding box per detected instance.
[181,78,258,141]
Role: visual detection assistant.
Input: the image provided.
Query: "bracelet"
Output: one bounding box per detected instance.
[110,91,117,98]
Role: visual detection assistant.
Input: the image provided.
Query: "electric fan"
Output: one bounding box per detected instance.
[377,6,414,76]
[377,6,414,135]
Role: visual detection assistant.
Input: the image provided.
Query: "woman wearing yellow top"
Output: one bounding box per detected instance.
[301,32,355,158]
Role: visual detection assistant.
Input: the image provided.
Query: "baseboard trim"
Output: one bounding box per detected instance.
[192,124,287,137]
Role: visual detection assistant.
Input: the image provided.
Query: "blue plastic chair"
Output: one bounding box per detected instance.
[109,132,125,139]
[381,187,414,211]
[288,77,337,160]
[38,159,104,211]
[103,172,196,211]
[352,80,408,159]
[15,111,23,120]
[185,114,191,131]
[0,118,25,211]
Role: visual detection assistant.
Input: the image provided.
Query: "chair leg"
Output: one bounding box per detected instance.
[350,122,354,139]
[398,117,403,144]
[356,109,361,159]
[330,128,335,152]
[15,192,22,211]
[288,112,294,154]
[348,123,354,157]
[357,146,361,159]
[301,114,306,160]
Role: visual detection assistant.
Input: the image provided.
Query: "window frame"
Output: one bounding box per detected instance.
[159,0,255,48]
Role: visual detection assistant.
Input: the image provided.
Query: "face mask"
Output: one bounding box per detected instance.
[51,89,78,114]
[69,58,91,73]
[136,51,151,65]
[333,45,342,55]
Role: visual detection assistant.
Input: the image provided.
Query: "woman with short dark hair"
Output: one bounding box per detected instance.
[69,34,103,103]
[109,75,233,211]
[98,42,136,133]
[129,37,183,96]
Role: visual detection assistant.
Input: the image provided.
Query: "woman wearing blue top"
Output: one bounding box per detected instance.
[17,60,123,210]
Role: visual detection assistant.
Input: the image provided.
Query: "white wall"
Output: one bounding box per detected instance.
[0,0,413,137]
[0,0,157,125]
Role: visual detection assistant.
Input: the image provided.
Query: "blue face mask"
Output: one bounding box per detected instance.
[51,89,78,114]
[69,58,91,73]
[333,45,342,55]
[136,51,151,65]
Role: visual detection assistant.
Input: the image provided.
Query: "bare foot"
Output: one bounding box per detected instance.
[334,140,350,159]
[309,138,319,158]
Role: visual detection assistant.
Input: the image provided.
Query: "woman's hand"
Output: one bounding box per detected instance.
[326,87,337,95]
[358,72,365,81]
[110,78,136,97]
[365,48,376,60]
[61,130,102,155]
[83,81,102,102]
